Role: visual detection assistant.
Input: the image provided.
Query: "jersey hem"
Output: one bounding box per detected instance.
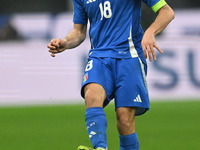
[88,51,147,65]
[73,19,88,25]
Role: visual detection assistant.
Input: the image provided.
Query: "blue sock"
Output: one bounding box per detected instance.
[85,107,107,149]
[120,132,139,150]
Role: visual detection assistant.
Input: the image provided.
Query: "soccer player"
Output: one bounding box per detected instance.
[47,0,174,149]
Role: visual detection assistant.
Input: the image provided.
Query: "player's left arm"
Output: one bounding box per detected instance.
[142,3,175,61]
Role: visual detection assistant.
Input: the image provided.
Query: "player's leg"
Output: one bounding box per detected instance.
[116,107,139,150]
[114,58,150,150]
[84,83,106,109]
[116,107,136,135]
[79,57,114,150]
[83,83,108,149]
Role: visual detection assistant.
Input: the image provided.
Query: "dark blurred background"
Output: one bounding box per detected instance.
[0,0,200,13]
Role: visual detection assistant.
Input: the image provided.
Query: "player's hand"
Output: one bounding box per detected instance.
[47,39,67,57]
[141,31,164,61]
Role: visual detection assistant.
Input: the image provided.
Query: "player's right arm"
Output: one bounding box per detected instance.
[47,23,87,57]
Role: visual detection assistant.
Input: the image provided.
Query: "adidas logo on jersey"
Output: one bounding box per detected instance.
[133,95,142,103]
[86,0,96,4]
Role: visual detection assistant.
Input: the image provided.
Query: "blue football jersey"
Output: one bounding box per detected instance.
[72,0,166,64]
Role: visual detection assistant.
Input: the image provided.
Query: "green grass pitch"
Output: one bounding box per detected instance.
[0,100,199,150]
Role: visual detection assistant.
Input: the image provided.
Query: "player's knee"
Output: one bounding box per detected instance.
[117,117,135,130]
[116,109,136,134]
[85,89,97,102]
[117,118,135,135]
[84,83,106,108]
[84,88,104,108]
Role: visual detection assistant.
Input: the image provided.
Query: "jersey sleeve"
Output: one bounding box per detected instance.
[142,0,167,13]
[72,0,88,24]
